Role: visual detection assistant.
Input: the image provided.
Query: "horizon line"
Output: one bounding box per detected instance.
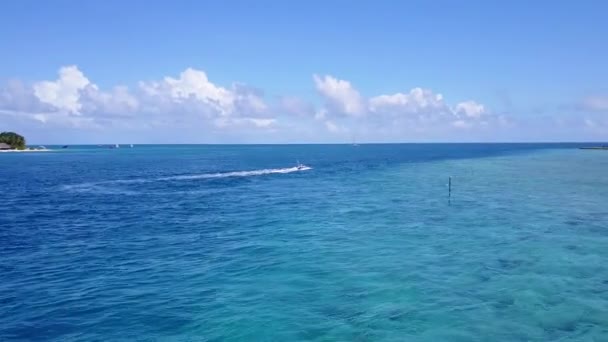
[28,141,608,146]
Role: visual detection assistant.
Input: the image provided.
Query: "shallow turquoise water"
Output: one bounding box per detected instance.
[1,144,607,340]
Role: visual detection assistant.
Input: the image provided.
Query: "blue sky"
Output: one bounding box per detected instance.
[1,0,607,143]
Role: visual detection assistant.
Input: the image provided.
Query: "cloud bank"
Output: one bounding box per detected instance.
[0,66,605,143]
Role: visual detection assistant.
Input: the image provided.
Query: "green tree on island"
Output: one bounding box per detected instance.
[0,132,27,150]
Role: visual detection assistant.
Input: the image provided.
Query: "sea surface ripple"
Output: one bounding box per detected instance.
[1,144,607,341]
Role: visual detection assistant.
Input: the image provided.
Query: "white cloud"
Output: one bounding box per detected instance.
[33,113,48,123]
[311,76,501,140]
[33,65,91,114]
[214,117,276,129]
[455,100,485,118]
[248,118,276,128]
[81,85,139,115]
[369,88,446,113]
[313,74,365,116]
[231,84,268,115]
[140,68,234,115]
[368,89,485,124]
[452,119,472,129]
[139,68,267,119]
[1,66,271,131]
[1,80,52,113]
[325,120,342,133]
[0,65,528,142]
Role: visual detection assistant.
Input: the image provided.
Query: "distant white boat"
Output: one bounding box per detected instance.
[115,144,120,148]
[130,144,134,148]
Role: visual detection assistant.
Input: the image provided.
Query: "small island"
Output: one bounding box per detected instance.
[0,132,49,152]
[0,131,27,150]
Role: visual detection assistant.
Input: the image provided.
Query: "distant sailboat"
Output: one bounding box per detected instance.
[115,144,120,148]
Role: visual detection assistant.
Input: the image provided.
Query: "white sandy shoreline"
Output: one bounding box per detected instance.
[0,149,52,153]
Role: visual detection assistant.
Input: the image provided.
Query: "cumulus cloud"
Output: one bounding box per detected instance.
[369,88,446,113]
[139,68,234,115]
[454,100,485,118]
[2,65,562,142]
[313,74,365,116]
[137,68,268,125]
[81,85,139,116]
[312,75,491,135]
[231,84,268,116]
[1,79,52,113]
[33,65,91,114]
[1,65,274,133]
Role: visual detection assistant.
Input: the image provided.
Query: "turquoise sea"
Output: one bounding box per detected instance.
[1,144,607,341]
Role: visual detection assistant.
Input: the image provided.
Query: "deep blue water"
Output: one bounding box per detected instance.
[1,144,608,341]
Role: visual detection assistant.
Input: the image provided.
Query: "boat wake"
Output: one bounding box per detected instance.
[61,165,312,193]
[157,165,312,181]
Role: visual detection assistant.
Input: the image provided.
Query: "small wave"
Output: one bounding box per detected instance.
[61,165,312,193]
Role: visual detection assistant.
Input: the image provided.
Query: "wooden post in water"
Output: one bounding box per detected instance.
[448,176,452,202]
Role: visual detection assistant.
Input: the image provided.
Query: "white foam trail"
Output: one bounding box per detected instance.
[61,165,312,192]
[158,166,312,181]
